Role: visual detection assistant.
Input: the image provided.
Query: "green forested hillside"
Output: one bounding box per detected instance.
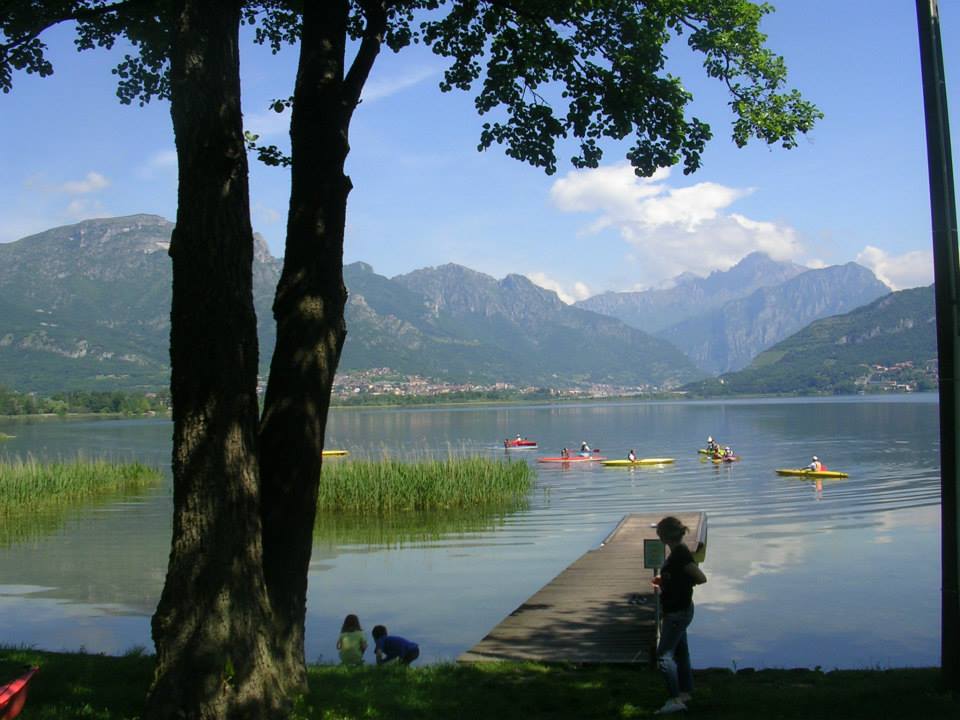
[340,262,703,388]
[0,215,280,393]
[656,263,891,374]
[683,285,937,396]
[0,217,701,393]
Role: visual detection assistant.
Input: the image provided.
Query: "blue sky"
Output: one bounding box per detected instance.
[2,1,957,301]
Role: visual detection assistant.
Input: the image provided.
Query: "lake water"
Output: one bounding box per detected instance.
[0,395,942,669]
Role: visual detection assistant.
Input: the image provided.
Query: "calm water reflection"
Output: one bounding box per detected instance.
[0,395,941,669]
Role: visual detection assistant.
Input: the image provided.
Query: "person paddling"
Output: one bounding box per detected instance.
[806,455,823,472]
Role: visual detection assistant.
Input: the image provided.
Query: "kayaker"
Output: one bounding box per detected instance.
[706,436,719,454]
[806,456,822,472]
[652,516,707,715]
[723,446,735,459]
[627,449,637,462]
[561,447,570,459]
[579,441,591,457]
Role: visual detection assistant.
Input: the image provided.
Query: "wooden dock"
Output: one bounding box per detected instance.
[459,511,707,665]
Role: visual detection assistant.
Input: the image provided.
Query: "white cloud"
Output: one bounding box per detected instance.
[362,66,438,103]
[856,245,932,290]
[526,272,591,305]
[60,172,109,194]
[137,150,178,179]
[550,163,804,285]
[551,164,667,215]
[65,198,107,218]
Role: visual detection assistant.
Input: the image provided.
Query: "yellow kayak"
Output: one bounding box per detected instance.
[322,449,349,457]
[775,468,848,478]
[602,458,675,466]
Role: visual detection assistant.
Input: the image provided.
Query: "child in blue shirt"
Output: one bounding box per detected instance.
[371,624,420,665]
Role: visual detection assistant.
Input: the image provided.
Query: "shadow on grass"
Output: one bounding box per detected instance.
[2,647,958,719]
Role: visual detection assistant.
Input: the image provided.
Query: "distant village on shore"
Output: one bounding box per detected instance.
[320,363,936,404]
[327,368,656,403]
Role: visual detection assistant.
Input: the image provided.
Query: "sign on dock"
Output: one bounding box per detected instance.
[459,511,707,664]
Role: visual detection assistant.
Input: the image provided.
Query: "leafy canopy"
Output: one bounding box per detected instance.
[2,0,820,177]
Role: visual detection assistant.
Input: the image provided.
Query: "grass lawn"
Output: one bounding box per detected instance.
[2,648,958,719]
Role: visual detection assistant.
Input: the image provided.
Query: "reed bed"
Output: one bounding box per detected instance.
[0,456,162,512]
[318,456,534,513]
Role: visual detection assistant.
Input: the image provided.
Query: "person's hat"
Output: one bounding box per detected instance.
[812,456,819,461]
[725,446,731,451]
[707,436,713,442]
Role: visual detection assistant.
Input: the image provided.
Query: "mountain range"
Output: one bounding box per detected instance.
[0,216,700,393]
[576,252,809,333]
[0,214,926,396]
[682,285,937,395]
[0,215,282,393]
[577,253,891,374]
[341,261,702,387]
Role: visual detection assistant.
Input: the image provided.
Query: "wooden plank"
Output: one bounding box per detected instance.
[459,511,706,664]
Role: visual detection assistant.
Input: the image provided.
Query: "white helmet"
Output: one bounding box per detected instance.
[725,446,731,451]
[707,436,713,442]
[812,456,819,461]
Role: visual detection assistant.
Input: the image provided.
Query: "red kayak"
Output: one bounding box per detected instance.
[538,455,607,463]
[0,666,39,720]
[504,438,538,449]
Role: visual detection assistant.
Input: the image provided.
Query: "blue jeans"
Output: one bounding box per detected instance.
[657,604,695,698]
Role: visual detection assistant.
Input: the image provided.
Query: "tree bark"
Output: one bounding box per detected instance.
[145,1,286,717]
[257,1,354,685]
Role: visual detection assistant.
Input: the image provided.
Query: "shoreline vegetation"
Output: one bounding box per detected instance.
[1,648,957,719]
[0,458,162,512]
[0,458,164,547]
[0,455,529,545]
[0,386,933,421]
[318,457,534,513]
[0,386,170,417]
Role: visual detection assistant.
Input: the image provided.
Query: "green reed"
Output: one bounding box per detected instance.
[0,456,162,512]
[317,456,534,513]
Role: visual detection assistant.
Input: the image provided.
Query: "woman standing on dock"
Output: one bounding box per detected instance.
[653,516,707,715]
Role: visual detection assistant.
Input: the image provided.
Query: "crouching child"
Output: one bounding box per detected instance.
[372,625,420,666]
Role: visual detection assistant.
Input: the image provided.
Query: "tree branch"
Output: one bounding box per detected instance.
[343,0,388,110]
[675,14,749,102]
[0,0,146,56]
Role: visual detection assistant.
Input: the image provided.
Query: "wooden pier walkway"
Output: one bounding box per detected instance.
[459,511,707,665]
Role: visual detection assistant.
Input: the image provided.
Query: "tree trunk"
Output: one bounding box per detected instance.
[258,1,352,685]
[145,1,286,717]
